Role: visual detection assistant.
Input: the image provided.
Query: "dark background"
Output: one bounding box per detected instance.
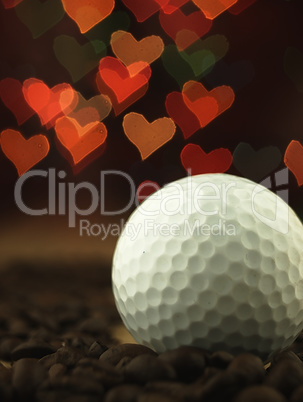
[0,0,303,266]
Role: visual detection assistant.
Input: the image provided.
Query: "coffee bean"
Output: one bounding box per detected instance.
[294,331,303,343]
[49,375,104,396]
[8,318,30,337]
[87,341,108,359]
[265,359,303,397]
[36,391,100,402]
[158,346,207,382]
[197,367,223,385]
[116,355,133,369]
[196,370,245,401]
[11,338,56,360]
[227,353,265,384]
[63,331,96,350]
[49,363,67,380]
[75,358,124,388]
[12,358,47,398]
[209,351,234,369]
[39,352,57,369]
[55,302,88,326]
[55,346,85,367]
[234,385,287,402]
[0,381,14,402]
[0,362,12,383]
[145,381,197,401]
[104,384,143,402]
[99,344,157,366]
[124,354,177,384]
[0,336,22,361]
[137,393,180,402]
[290,384,303,402]
[77,317,107,335]
[270,350,302,366]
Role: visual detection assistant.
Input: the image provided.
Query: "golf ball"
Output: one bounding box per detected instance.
[112,173,303,359]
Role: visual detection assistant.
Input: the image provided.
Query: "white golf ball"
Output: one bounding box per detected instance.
[112,173,303,359]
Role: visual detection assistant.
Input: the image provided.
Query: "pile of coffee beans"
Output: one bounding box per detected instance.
[1,262,303,401]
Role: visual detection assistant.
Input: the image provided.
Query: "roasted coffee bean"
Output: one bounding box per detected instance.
[227,353,265,384]
[12,358,47,398]
[99,344,157,366]
[75,358,124,388]
[36,391,100,402]
[294,331,303,343]
[104,384,143,402]
[0,363,11,376]
[196,370,245,402]
[55,302,88,326]
[63,331,96,350]
[77,317,107,335]
[270,350,303,366]
[8,318,31,337]
[197,367,223,385]
[25,309,59,332]
[49,363,67,380]
[265,358,303,397]
[209,351,234,369]
[290,384,303,402]
[234,385,287,402]
[87,341,108,359]
[116,355,133,369]
[137,392,180,402]
[39,352,58,369]
[124,354,177,384]
[145,381,197,401]
[0,336,22,361]
[49,375,104,396]
[0,381,14,402]
[158,346,207,382]
[11,338,56,360]
[54,346,85,367]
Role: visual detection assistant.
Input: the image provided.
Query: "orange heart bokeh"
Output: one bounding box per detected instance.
[183,95,219,128]
[55,116,107,168]
[111,30,164,66]
[23,78,76,128]
[61,0,115,33]
[61,90,112,126]
[192,0,238,20]
[123,112,176,159]
[0,129,49,176]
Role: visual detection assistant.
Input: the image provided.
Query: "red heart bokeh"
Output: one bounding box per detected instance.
[136,180,161,203]
[181,143,233,175]
[159,7,212,50]
[0,129,49,176]
[0,78,35,125]
[97,56,151,115]
[183,81,235,121]
[22,78,76,129]
[166,91,208,139]
[284,140,303,186]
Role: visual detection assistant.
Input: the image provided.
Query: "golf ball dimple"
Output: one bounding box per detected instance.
[112,173,303,359]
